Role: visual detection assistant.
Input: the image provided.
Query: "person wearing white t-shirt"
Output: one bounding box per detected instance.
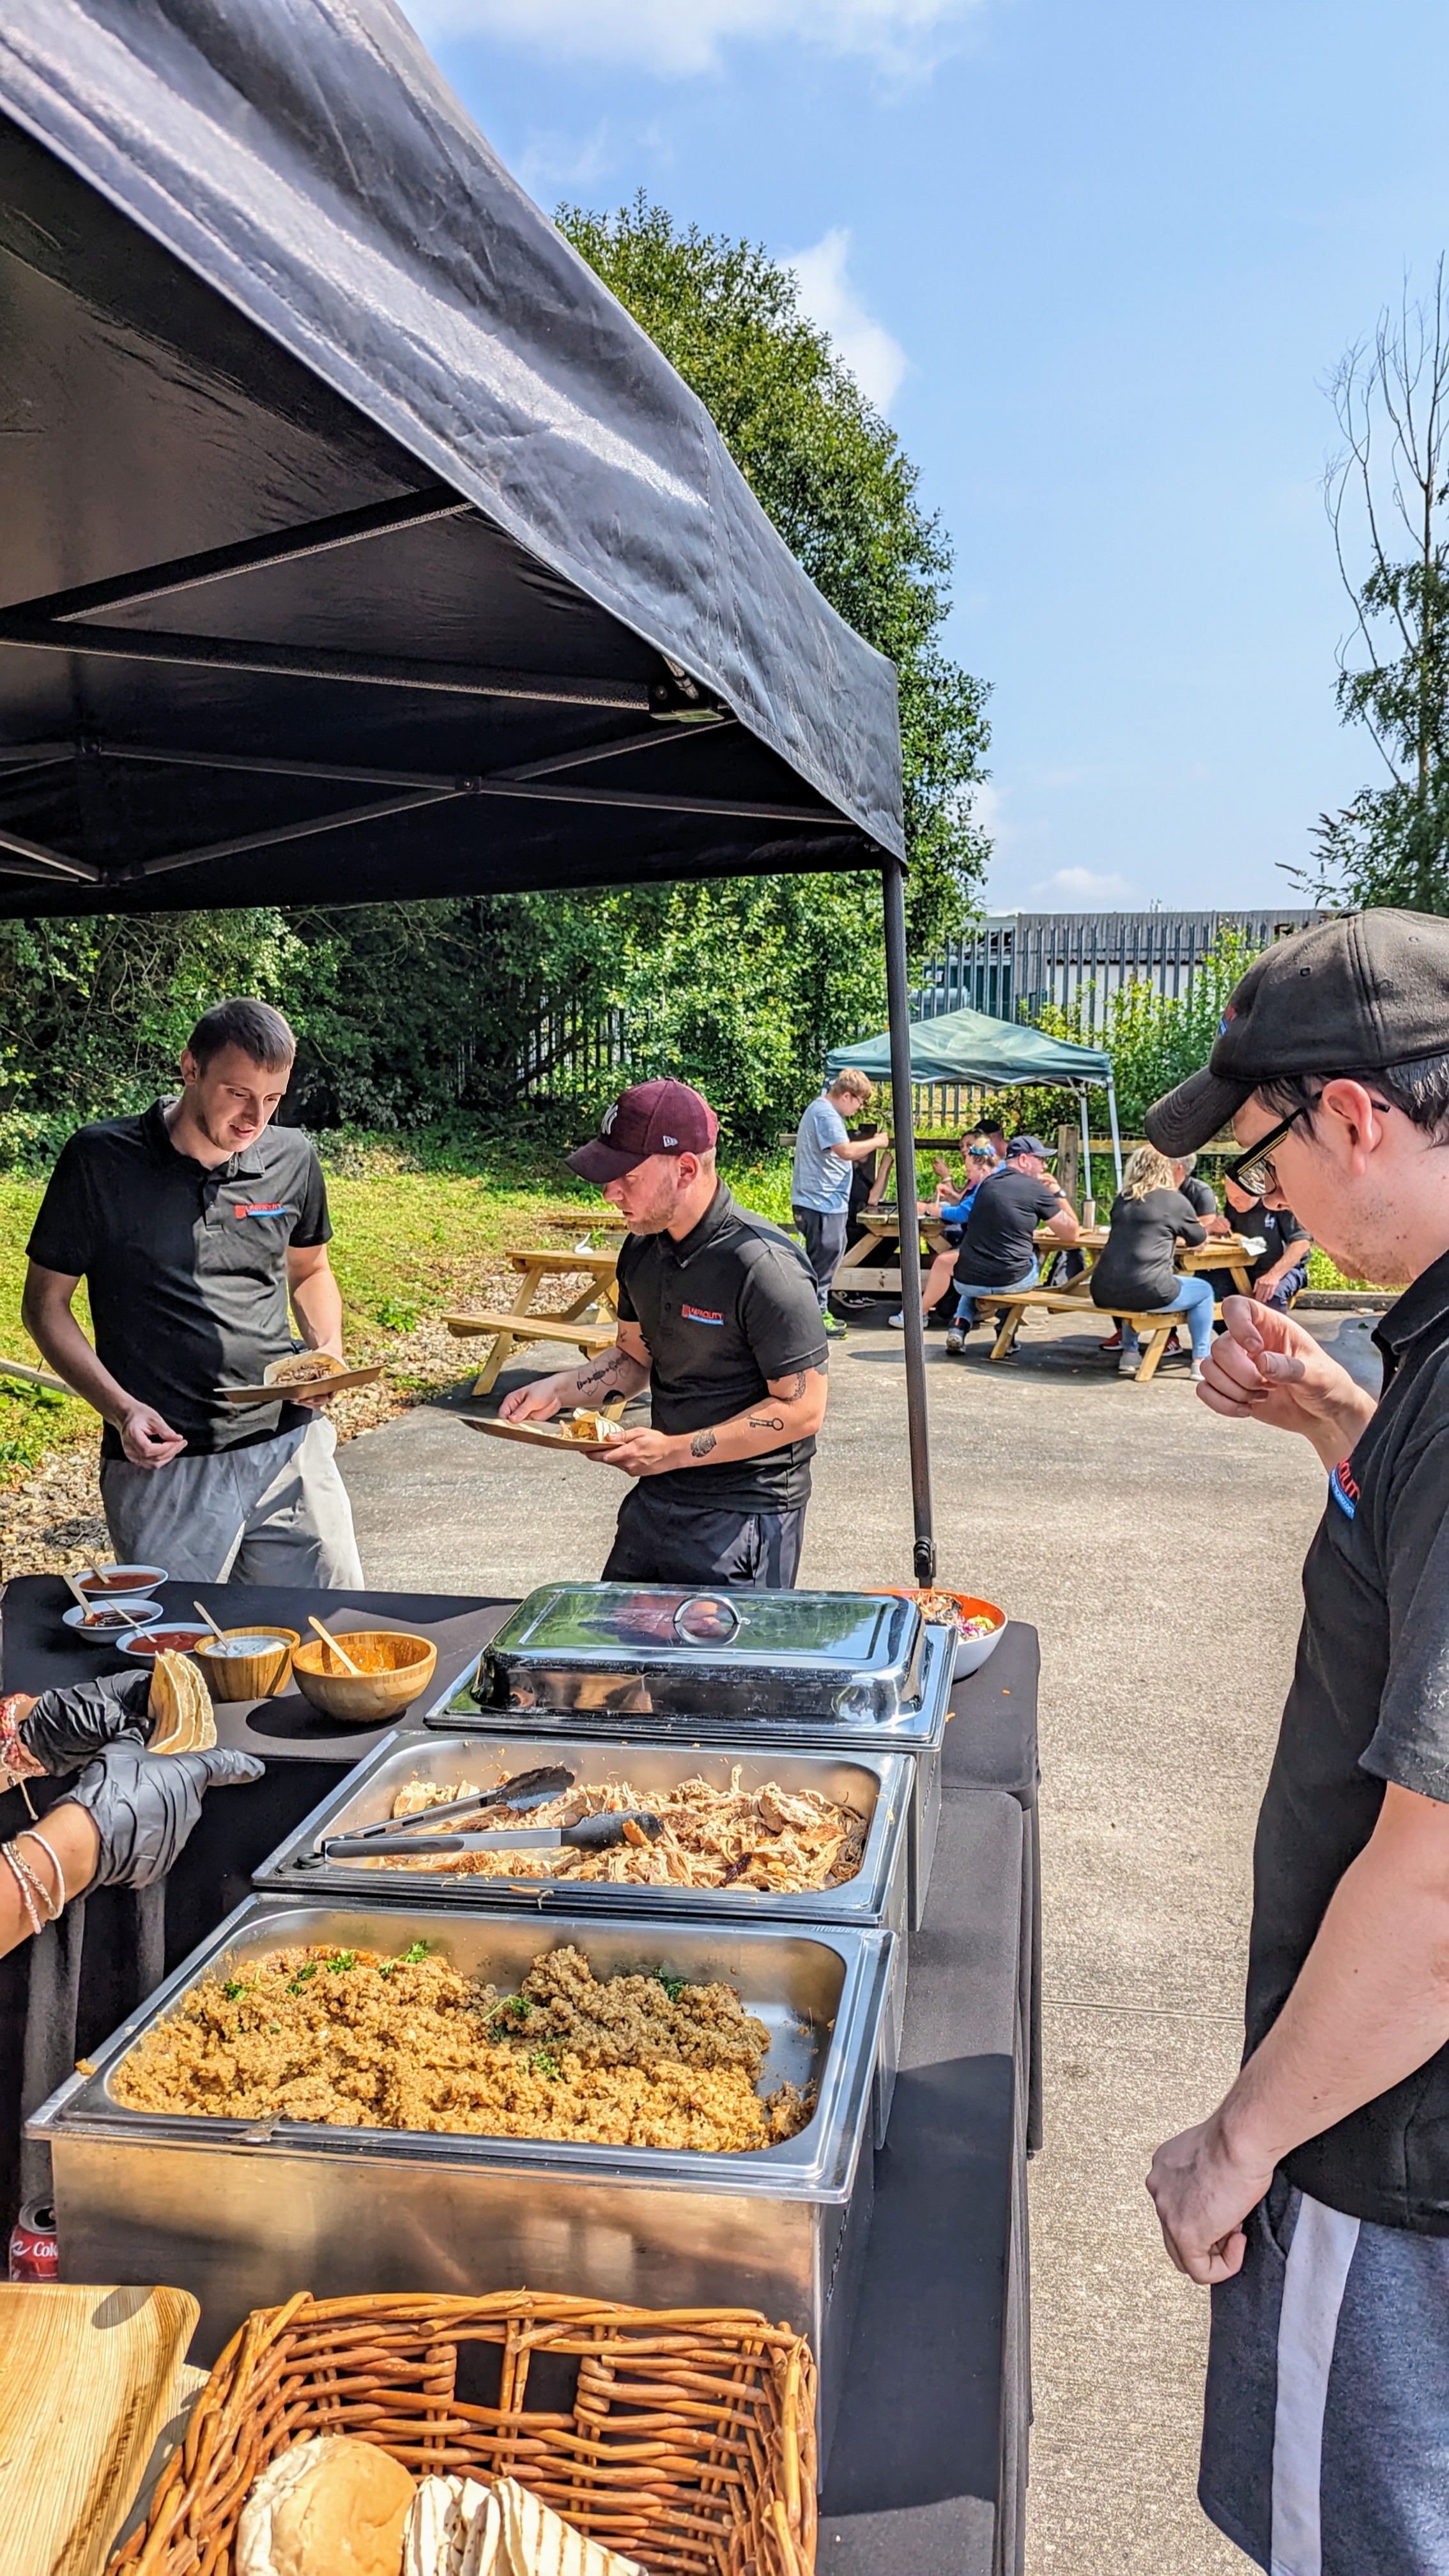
[790,1071,887,1337]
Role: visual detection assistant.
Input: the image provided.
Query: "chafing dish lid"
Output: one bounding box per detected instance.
[487,1584,922,1682]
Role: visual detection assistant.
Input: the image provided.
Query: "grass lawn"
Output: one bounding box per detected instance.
[0,1138,798,1496]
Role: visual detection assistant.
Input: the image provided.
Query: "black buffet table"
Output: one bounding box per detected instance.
[3,1578,1038,2576]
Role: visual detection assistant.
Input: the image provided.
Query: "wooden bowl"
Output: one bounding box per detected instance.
[190,1625,300,1701]
[289,1629,438,1723]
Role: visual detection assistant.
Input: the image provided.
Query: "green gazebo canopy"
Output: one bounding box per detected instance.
[826,1004,1113,1088]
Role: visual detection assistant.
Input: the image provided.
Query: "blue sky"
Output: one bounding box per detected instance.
[403,0,1449,914]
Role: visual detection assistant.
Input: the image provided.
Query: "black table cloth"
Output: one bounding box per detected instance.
[4,1578,1036,2573]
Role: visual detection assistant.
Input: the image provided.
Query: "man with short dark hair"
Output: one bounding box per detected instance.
[501,1079,828,1586]
[23,999,363,1586]
[1141,909,1449,2570]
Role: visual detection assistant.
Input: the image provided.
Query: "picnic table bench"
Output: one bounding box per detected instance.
[443,1245,621,1396]
[975,1282,1193,1381]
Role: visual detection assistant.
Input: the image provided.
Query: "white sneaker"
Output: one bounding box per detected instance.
[1189,1361,1205,1382]
[1117,1352,1139,1377]
[945,1326,967,1354]
[888,1310,906,1329]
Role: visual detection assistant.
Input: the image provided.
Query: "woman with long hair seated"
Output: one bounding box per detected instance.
[1090,1144,1213,1379]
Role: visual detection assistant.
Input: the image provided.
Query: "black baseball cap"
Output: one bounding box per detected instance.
[1146,909,1449,1156]
[567,1078,719,1183]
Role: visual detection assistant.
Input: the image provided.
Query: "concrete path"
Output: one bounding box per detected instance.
[339,1305,1377,2572]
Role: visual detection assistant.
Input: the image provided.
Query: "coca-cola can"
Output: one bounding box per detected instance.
[8,2197,57,2281]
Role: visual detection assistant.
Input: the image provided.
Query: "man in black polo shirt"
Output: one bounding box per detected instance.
[499,1080,827,1586]
[1140,910,1449,2570]
[24,998,362,1587]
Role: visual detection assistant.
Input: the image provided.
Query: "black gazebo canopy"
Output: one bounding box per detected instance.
[0,0,936,1574]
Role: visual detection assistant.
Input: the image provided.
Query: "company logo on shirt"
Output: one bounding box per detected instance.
[1329,1457,1359,1518]
[681,1304,725,1326]
[233,1201,292,1219]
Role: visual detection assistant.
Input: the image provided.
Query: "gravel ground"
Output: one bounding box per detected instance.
[0,1260,609,1577]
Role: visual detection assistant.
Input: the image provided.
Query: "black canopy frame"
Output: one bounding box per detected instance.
[0,0,937,1577]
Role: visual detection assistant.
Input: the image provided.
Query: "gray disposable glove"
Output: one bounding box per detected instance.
[20,1666,154,1776]
[68,1741,264,1889]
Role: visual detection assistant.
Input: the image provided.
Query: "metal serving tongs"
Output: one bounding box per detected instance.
[321,1763,576,1860]
[326,1809,665,1860]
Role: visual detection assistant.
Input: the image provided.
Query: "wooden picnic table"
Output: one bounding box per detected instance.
[831,1206,954,1298]
[1035,1225,1258,1296]
[540,1207,631,1236]
[443,1244,622,1396]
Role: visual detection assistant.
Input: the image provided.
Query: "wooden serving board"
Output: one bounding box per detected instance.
[219,1364,384,1406]
[463,1414,618,1457]
[0,2281,199,2576]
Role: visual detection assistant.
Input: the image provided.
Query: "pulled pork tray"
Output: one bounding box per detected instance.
[111,1939,814,2152]
[360,1766,869,1892]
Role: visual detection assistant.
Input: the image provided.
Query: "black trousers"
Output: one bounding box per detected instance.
[792,1206,847,1310]
[602,1482,806,1587]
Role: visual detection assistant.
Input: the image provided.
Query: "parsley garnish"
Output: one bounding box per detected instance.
[325,1951,356,1974]
[656,1972,687,2004]
[287,1961,320,1995]
[530,2047,562,2080]
[222,1979,250,2002]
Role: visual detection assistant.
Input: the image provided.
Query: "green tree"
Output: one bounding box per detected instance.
[559,195,990,957]
[1306,262,1449,910]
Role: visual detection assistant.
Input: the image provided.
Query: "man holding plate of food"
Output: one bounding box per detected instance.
[22,998,364,1587]
[500,1080,829,1587]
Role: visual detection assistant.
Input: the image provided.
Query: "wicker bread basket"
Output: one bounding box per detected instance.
[109,2290,817,2575]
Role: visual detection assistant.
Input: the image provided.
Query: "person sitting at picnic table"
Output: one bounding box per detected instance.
[1199,1175,1312,1315]
[790,1069,889,1337]
[1102,1151,1232,1355]
[1090,1144,1212,1379]
[892,1134,1078,1344]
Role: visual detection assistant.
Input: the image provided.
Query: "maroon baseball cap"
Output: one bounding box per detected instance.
[567,1079,719,1183]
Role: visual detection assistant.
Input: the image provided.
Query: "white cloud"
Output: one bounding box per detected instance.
[1029,866,1137,903]
[404,0,983,79]
[786,228,909,411]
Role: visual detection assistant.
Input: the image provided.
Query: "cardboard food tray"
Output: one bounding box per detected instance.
[463,1414,617,1455]
[219,1365,384,1405]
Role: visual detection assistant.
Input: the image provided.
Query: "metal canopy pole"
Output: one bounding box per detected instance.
[1105,1073,1124,1190]
[882,857,935,1584]
[1078,1085,1092,1212]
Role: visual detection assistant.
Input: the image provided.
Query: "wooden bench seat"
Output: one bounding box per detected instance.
[442,1310,618,1395]
[973,1287,1194,1383]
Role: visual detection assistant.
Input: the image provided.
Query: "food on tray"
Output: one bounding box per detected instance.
[112,1940,813,2151]
[148,1648,217,1754]
[237,2434,416,2576]
[404,2473,643,2576]
[376,1765,868,1890]
[913,1588,1001,1640]
[124,1626,211,1655]
[263,1350,349,1388]
[559,1409,619,1444]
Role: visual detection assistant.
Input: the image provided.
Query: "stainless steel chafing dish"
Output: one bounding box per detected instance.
[31,1899,892,2468]
[251,1733,913,2142]
[477,1584,925,1724]
[425,1587,954,1930]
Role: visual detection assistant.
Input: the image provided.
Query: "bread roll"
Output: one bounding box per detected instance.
[236,2435,416,2576]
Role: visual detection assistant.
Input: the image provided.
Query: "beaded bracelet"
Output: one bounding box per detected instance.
[0,1692,44,1790]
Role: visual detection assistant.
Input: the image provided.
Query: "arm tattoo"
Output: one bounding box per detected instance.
[689,1428,718,1459]
[788,1372,807,1399]
[575,1348,630,1394]
[749,1414,785,1431]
